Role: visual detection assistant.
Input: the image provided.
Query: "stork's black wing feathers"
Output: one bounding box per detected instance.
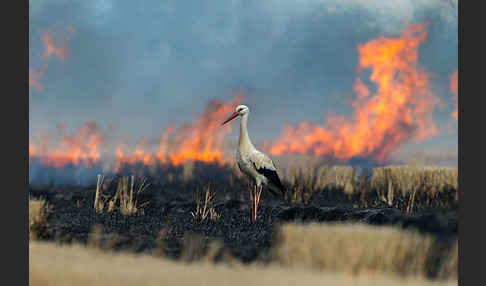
[251,162,286,197]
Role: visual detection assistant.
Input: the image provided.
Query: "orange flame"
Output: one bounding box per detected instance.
[114,95,243,170]
[450,70,458,120]
[166,97,242,165]
[30,122,103,168]
[114,143,156,173]
[29,26,73,91]
[268,23,440,163]
[156,126,174,164]
[30,97,242,172]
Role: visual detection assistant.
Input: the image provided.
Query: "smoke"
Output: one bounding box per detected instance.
[261,0,457,34]
[391,148,458,166]
[29,1,457,170]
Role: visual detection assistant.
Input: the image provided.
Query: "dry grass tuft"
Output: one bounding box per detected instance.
[271,223,455,279]
[284,164,359,204]
[276,159,458,210]
[94,174,105,212]
[370,165,458,197]
[371,166,458,213]
[29,197,51,240]
[94,174,150,215]
[191,184,220,222]
[29,241,457,286]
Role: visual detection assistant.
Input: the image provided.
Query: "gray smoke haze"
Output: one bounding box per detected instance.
[29,0,458,161]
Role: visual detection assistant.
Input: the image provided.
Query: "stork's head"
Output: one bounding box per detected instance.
[222,105,249,125]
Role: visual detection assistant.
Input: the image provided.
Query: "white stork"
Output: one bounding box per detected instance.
[222,104,286,221]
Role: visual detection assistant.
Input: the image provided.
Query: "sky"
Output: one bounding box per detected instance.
[29,0,458,165]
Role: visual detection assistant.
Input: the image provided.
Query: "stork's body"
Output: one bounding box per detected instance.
[236,112,285,196]
[222,105,286,220]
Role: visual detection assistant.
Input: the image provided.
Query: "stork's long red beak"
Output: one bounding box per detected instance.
[222,111,239,125]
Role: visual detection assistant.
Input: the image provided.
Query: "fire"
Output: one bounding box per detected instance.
[156,126,174,164]
[29,26,73,91]
[268,23,440,163]
[450,70,458,120]
[114,95,243,170]
[29,122,103,168]
[30,96,242,173]
[114,144,156,173]
[165,97,241,165]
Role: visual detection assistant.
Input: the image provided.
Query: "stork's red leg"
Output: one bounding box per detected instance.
[254,186,257,221]
[255,185,258,221]
[253,184,260,221]
[251,185,256,221]
[254,185,262,221]
[256,185,262,206]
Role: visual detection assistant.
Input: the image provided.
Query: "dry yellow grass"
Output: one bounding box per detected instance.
[280,161,359,203]
[29,197,50,240]
[30,241,456,286]
[371,166,458,196]
[275,157,458,196]
[271,223,457,279]
[191,184,220,222]
[278,155,358,194]
[273,160,458,207]
[94,175,149,215]
[370,166,458,212]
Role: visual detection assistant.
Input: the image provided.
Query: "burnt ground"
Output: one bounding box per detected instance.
[29,182,458,266]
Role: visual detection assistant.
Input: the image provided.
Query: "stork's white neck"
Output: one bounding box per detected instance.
[239,113,255,150]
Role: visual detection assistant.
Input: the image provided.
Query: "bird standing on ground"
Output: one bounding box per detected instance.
[222,104,286,221]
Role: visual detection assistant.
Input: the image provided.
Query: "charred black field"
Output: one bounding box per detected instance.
[29,162,458,273]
